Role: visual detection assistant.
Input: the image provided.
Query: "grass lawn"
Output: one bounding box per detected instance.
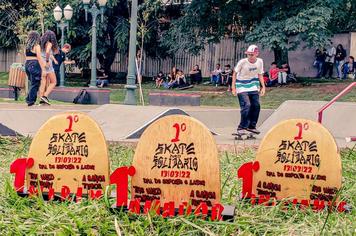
[111,81,356,109]
[1,72,356,109]
[0,137,355,235]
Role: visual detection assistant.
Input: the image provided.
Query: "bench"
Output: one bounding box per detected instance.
[49,87,111,105]
[149,92,201,106]
[0,87,17,99]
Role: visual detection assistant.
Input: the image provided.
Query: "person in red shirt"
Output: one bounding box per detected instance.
[267,62,279,87]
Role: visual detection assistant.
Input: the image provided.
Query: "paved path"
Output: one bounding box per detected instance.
[0,101,355,148]
[0,103,273,148]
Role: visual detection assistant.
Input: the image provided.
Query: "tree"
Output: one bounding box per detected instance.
[245,0,339,63]
[0,0,131,74]
[0,0,26,49]
[162,0,355,64]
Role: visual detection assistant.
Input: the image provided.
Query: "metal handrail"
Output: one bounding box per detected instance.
[317,82,356,123]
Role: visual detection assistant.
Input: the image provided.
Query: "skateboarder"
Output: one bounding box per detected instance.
[232,45,266,136]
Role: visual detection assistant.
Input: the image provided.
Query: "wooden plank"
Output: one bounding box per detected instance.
[252,119,342,201]
[26,112,110,195]
[131,115,220,208]
[350,32,356,58]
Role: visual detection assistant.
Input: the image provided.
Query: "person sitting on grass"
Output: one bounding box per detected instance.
[267,62,279,87]
[189,65,202,84]
[176,70,188,88]
[221,64,233,91]
[281,63,297,83]
[342,56,356,80]
[210,63,222,86]
[277,63,289,86]
[167,69,179,89]
[155,71,165,88]
[263,72,269,86]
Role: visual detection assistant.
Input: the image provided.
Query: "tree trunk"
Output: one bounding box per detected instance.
[39,13,44,35]
[98,45,117,76]
[273,47,288,65]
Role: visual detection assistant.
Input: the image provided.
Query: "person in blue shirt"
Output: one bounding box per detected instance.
[52,44,75,86]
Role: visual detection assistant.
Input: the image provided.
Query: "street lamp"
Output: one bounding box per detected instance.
[53,5,73,87]
[82,0,107,88]
[124,0,138,105]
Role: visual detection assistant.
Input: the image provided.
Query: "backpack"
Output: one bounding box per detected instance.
[73,89,91,104]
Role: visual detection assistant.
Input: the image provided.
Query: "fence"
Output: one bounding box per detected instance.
[0,50,24,72]
[111,38,248,77]
[1,33,353,77]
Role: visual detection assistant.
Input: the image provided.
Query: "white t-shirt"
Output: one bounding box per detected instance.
[326,46,336,63]
[234,58,264,94]
[212,68,222,75]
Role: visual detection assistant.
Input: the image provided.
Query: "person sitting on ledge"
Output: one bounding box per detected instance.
[221,64,233,91]
[96,69,109,88]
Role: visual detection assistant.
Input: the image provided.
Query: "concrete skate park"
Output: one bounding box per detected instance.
[0,99,355,149]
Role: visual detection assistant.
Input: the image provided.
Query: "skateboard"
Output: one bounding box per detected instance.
[232,131,256,140]
[176,85,194,90]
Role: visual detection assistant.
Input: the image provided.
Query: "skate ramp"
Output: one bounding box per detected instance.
[258,100,356,148]
[88,104,274,142]
[0,123,19,136]
[0,104,96,137]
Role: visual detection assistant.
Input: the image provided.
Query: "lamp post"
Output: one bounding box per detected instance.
[124,0,138,105]
[53,5,73,87]
[82,0,107,88]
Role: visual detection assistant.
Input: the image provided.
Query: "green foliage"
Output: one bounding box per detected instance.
[1,0,355,70]
[246,1,336,52]
[0,0,23,49]
[163,0,355,63]
[162,0,225,55]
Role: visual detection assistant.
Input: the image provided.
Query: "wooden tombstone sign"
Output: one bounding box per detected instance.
[239,119,342,205]
[23,112,110,196]
[131,115,221,208]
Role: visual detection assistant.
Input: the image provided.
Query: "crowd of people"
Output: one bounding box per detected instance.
[154,63,234,91]
[25,30,72,106]
[154,65,200,89]
[265,62,295,87]
[154,60,296,90]
[314,42,355,80]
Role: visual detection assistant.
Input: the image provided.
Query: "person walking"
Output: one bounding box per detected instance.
[52,43,74,86]
[232,45,266,135]
[24,31,46,106]
[38,30,59,105]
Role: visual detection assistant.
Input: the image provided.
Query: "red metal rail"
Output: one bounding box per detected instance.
[318,82,356,123]
[346,137,356,142]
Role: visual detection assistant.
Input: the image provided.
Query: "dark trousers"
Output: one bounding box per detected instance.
[237,91,260,129]
[323,62,334,78]
[55,69,60,86]
[25,60,41,105]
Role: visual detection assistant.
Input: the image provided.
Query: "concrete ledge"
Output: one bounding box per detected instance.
[49,87,111,105]
[149,92,201,106]
[0,87,15,99]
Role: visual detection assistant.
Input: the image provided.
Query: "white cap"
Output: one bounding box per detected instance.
[245,45,259,54]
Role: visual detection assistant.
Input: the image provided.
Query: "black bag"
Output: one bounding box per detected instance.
[73,89,91,104]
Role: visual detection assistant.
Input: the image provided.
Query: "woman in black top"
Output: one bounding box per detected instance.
[335,44,346,79]
[24,31,45,106]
